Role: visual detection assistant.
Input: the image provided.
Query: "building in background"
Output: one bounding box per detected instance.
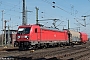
[4,30,17,45]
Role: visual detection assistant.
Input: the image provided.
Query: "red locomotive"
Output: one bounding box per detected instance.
[14,24,88,50]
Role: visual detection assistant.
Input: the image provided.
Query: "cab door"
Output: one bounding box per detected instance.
[35,28,41,41]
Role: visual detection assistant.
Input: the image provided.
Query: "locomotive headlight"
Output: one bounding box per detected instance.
[17,36,20,39]
[25,36,28,38]
[25,36,29,39]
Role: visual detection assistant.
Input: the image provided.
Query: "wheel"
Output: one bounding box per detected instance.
[70,43,74,47]
[19,47,24,51]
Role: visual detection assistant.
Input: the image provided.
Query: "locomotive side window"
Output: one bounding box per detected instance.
[35,28,37,33]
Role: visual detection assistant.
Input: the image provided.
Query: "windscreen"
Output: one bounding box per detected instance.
[17,27,30,34]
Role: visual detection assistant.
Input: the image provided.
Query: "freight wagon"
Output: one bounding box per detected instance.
[68,30,88,44]
[80,32,88,43]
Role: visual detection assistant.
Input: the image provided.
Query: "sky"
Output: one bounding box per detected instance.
[0,0,90,37]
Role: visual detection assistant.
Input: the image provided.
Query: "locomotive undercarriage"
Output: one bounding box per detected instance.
[14,41,71,50]
[14,41,31,50]
[14,39,85,50]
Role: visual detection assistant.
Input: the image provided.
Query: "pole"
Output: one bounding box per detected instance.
[8,25,10,45]
[68,20,69,30]
[4,20,7,45]
[22,0,26,25]
[2,10,4,46]
[83,16,86,27]
[35,7,39,25]
[26,7,27,23]
[68,20,70,45]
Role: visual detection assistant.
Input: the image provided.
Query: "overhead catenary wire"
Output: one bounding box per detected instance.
[0,0,22,19]
[0,0,22,11]
[40,0,77,19]
[0,0,22,31]
[41,0,79,17]
[41,0,84,27]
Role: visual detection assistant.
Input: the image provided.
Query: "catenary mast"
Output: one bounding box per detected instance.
[22,0,27,25]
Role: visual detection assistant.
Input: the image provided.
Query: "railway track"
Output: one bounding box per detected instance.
[50,47,90,60]
[0,46,68,57]
[18,45,90,60]
[0,41,90,60]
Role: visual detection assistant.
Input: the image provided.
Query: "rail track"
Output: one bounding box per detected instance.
[0,41,90,60]
[17,45,90,60]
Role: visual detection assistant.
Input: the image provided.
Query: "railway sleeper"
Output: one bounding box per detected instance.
[77,53,90,60]
[46,48,88,59]
[45,47,84,59]
[37,46,88,59]
[58,49,90,60]
[66,52,90,60]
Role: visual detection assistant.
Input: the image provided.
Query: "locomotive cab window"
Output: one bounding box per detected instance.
[17,27,30,34]
[35,28,37,33]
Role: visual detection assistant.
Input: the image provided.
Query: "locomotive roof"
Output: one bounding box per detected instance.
[18,24,67,32]
[19,25,31,27]
[40,26,66,32]
[18,24,37,28]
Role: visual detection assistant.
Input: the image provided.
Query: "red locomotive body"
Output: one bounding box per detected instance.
[80,32,88,43]
[14,24,68,50]
[16,24,68,41]
[37,28,68,42]
[14,24,88,50]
